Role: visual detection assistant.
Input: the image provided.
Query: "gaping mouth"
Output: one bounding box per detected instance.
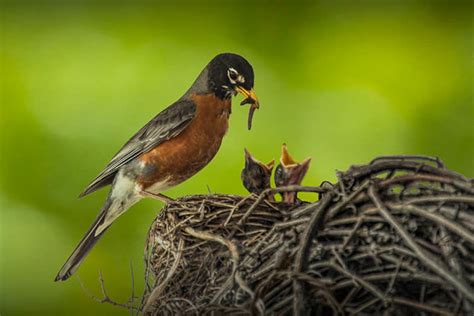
[235,86,259,130]
[280,144,297,167]
[244,148,275,171]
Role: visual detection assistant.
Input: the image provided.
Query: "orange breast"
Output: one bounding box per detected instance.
[137,93,231,190]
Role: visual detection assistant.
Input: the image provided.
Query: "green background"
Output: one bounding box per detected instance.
[1,1,473,315]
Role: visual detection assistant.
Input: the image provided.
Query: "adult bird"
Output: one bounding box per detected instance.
[55,53,259,281]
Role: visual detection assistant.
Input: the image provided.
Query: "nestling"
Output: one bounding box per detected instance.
[241,148,275,200]
[274,144,311,204]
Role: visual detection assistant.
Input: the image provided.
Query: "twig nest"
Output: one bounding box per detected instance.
[143,156,474,315]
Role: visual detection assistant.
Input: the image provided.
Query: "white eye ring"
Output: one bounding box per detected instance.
[227,68,239,84]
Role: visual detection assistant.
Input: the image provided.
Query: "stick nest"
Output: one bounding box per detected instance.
[142,156,474,315]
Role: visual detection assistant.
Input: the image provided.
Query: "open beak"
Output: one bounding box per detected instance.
[244,148,274,171]
[280,143,296,166]
[235,86,260,130]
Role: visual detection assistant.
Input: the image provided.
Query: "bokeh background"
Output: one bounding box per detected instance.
[1,1,473,315]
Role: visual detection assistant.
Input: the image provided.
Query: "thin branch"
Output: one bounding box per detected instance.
[77,274,140,312]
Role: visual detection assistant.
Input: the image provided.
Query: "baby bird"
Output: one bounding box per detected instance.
[241,148,275,199]
[274,144,311,203]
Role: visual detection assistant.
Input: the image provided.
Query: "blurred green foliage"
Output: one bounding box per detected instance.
[1,1,472,315]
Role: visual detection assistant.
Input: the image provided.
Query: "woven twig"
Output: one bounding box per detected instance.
[142,156,474,315]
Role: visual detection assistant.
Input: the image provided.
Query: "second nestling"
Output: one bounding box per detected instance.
[241,144,311,204]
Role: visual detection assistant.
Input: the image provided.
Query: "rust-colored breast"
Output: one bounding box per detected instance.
[137,93,231,190]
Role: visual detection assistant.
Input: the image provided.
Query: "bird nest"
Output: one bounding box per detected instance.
[142,156,474,315]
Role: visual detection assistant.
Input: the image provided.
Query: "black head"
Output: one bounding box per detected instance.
[207,53,256,100]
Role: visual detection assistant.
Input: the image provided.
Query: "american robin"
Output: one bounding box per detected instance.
[241,148,274,199]
[55,53,259,281]
[274,144,311,203]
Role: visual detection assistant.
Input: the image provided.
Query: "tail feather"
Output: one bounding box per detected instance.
[54,200,112,282]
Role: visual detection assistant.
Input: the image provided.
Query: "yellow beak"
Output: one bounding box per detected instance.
[235,86,259,108]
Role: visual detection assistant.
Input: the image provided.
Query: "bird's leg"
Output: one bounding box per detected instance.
[140,190,175,203]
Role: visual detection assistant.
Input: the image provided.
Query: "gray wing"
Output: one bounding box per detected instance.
[79,100,196,197]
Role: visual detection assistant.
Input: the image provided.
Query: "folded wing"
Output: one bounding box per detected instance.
[79,100,196,197]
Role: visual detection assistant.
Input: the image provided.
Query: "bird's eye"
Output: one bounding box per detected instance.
[227,68,239,83]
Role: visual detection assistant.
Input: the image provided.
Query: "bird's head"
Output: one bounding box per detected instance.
[241,148,274,195]
[275,144,312,188]
[274,144,311,204]
[207,53,259,129]
[243,148,275,173]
